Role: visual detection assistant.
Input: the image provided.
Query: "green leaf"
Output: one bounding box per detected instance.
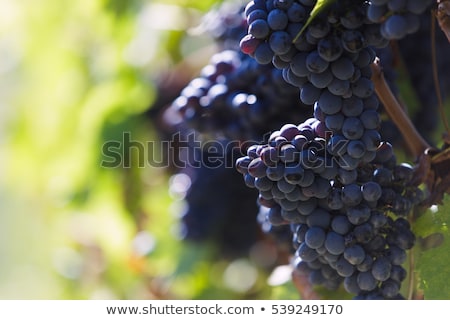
[292,0,337,43]
[413,196,450,299]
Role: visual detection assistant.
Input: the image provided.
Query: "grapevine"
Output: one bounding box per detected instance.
[165,0,450,299]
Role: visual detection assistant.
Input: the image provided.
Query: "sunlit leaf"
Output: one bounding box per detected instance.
[413,196,450,299]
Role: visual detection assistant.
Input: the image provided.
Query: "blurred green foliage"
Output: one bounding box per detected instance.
[0,0,296,300]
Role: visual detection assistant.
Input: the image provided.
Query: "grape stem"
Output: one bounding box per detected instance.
[370,59,431,158]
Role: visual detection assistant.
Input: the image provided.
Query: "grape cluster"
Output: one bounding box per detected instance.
[241,0,387,170]
[169,3,314,257]
[366,0,432,40]
[178,141,261,257]
[233,0,427,299]
[171,49,311,142]
[166,0,431,299]
[236,119,421,298]
[201,2,248,51]
[241,0,388,92]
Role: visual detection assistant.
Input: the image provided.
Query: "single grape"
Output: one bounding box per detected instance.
[325,231,346,255]
[267,8,289,30]
[305,226,327,249]
[357,271,378,291]
[344,245,366,265]
[371,257,392,281]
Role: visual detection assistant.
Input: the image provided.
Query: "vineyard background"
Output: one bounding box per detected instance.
[0,0,449,299]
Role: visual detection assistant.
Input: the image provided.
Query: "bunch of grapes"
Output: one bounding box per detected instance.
[241,0,390,180]
[232,0,431,299]
[165,0,441,298]
[236,121,421,298]
[176,139,260,257]
[241,0,388,92]
[171,49,312,142]
[200,1,248,51]
[366,0,433,40]
[169,2,313,257]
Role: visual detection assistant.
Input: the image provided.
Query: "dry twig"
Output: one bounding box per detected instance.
[370,59,431,158]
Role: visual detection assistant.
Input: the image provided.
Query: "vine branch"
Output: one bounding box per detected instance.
[370,59,431,158]
[370,59,450,205]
